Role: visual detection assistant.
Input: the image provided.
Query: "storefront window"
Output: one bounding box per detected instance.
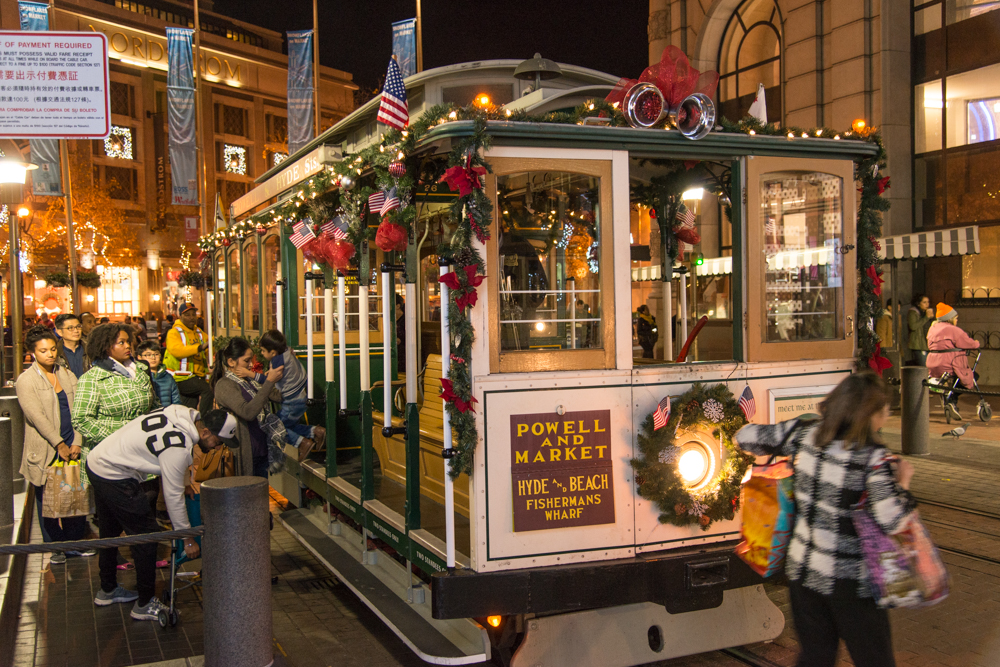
[262,235,280,330]
[915,80,943,153]
[946,149,1000,223]
[718,0,783,122]
[946,0,1000,25]
[497,171,602,353]
[245,240,260,332]
[228,246,241,330]
[760,172,844,343]
[914,155,945,228]
[96,266,140,316]
[914,4,943,35]
[945,63,1000,148]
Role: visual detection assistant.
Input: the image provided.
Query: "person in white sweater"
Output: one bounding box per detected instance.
[85,405,237,621]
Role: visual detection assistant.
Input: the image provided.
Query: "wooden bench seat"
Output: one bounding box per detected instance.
[372,354,470,517]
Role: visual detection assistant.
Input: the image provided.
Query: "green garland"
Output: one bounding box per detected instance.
[630,383,753,530]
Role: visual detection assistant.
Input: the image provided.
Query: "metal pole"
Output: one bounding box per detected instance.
[0,418,12,528]
[359,285,370,392]
[892,261,901,362]
[10,213,24,379]
[662,280,672,361]
[382,271,392,428]
[56,141,80,312]
[338,275,347,408]
[201,477,272,667]
[312,0,321,138]
[439,261,454,570]
[568,278,576,349]
[415,0,423,73]
[901,366,930,456]
[679,270,688,345]
[276,277,284,334]
[324,284,334,381]
[205,287,213,360]
[305,274,314,400]
[193,0,208,235]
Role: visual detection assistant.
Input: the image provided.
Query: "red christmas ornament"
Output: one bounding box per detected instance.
[388,160,406,177]
[221,237,232,247]
[375,220,408,252]
[255,224,267,235]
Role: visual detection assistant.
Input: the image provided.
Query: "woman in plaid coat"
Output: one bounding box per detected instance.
[72,323,157,452]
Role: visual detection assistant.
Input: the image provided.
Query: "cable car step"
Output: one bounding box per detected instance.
[277,508,490,666]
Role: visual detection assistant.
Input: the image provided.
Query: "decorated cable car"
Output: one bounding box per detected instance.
[203,51,887,667]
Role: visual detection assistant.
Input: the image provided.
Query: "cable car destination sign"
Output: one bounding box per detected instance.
[510,409,615,532]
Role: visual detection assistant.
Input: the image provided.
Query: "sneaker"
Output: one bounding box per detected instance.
[49,552,66,564]
[94,585,139,606]
[130,597,169,621]
[298,438,316,462]
[66,549,97,558]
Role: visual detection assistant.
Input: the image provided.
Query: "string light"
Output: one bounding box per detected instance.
[224,144,247,175]
[104,126,133,160]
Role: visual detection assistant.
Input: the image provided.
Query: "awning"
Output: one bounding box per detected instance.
[630,256,734,282]
[878,225,980,261]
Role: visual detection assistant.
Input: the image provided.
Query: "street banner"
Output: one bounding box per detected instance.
[152,112,167,230]
[184,216,200,242]
[391,19,416,78]
[286,29,314,156]
[18,2,63,194]
[167,27,198,206]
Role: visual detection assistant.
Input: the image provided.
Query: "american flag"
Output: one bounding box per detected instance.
[738,385,756,422]
[322,216,349,240]
[764,219,778,235]
[377,58,408,130]
[652,396,671,431]
[289,219,316,249]
[379,187,400,216]
[368,191,386,213]
[677,206,695,229]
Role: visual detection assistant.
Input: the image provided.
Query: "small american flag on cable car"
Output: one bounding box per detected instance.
[764,219,778,235]
[322,216,349,240]
[652,395,671,431]
[738,385,756,422]
[289,219,316,249]
[379,187,400,216]
[377,58,408,130]
[368,191,386,212]
[676,206,696,229]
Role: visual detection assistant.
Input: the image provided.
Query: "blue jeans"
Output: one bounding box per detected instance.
[278,393,314,447]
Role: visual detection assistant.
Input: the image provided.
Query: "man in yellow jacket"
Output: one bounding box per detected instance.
[163,302,213,415]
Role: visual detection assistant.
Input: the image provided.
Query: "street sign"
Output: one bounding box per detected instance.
[184,216,200,241]
[0,31,110,139]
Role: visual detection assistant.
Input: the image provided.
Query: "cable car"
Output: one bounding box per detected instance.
[209,58,877,667]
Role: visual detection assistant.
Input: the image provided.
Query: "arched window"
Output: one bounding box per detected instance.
[717,0,783,123]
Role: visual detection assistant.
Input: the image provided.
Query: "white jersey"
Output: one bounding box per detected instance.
[86,405,201,530]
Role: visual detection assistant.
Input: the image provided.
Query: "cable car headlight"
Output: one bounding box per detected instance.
[675,438,717,491]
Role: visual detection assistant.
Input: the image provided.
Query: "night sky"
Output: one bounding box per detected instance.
[212,0,650,93]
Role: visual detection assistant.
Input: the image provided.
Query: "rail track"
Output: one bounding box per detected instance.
[915,498,1000,567]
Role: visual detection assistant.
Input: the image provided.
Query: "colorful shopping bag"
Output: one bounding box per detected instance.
[42,460,94,519]
[853,499,949,608]
[735,459,795,577]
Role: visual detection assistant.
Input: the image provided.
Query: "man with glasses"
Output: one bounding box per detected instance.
[55,313,90,378]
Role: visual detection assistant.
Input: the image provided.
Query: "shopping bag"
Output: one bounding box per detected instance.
[42,461,94,519]
[735,459,795,577]
[853,499,949,608]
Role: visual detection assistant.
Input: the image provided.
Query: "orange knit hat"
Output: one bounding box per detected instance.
[935,302,957,321]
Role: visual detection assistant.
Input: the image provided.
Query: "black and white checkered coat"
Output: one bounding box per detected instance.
[736,419,917,597]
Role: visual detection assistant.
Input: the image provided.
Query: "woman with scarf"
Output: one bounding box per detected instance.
[210,337,287,478]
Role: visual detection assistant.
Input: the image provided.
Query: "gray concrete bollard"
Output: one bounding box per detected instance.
[0,388,25,494]
[201,476,272,667]
[901,366,930,456]
[0,418,11,528]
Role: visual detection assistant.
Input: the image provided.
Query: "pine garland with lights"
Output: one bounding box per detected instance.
[631,383,752,530]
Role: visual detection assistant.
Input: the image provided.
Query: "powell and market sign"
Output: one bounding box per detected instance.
[84,18,245,86]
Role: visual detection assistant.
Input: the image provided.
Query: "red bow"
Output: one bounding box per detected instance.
[675,226,701,245]
[868,343,892,377]
[439,271,462,291]
[606,46,719,110]
[439,265,485,312]
[440,378,458,403]
[456,289,478,311]
[375,220,408,253]
[439,163,487,198]
[440,378,477,413]
[877,177,891,195]
[455,396,478,414]
[865,266,884,297]
[463,264,484,288]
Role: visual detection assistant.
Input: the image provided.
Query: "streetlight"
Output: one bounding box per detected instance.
[0,159,38,381]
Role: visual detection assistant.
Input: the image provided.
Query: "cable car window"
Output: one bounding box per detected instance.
[245,240,260,332]
[262,235,280,330]
[228,246,241,330]
[497,171,602,353]
[760,171,844,343]
[215,252,227,333]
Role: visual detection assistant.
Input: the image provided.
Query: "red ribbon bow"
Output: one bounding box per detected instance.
[440,378,477,413]
[868,343,892,377]
[865,266,884,296]
[439,155,487,197]
[439,264,485,313]
[877,177,891,195]
[606,46,719,111]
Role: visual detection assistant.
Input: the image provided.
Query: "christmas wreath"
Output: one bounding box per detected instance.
[631,383,753,530]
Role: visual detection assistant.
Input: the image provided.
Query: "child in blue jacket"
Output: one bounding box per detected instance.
[136,340,181,407]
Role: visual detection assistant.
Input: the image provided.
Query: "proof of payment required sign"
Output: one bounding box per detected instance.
[510,410,615,532]
[0,32,110,138]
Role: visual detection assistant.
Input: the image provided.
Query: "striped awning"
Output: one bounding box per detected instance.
[879,226,980,261]
[631,256,734,282]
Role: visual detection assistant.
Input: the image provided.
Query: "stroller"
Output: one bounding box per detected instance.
[158,494,202,628]
[927,348,993,424]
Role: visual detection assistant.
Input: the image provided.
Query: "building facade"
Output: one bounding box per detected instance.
[0,0,356,320]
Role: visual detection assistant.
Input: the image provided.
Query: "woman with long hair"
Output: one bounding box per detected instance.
[907,294,935,366]
[735,373,916,667]
[210,337,285,478]
[16,326,95,562]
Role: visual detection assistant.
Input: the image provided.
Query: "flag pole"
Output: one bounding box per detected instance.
[415,0,423,73]
[193,0,207,238]
[312,0,321,138]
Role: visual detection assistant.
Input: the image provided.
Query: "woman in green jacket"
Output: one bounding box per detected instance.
[907,294,935,366]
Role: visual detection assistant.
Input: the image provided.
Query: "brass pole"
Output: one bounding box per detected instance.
[415,0,423,73]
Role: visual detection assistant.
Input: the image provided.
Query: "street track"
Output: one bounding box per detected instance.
[915,498,1000,567]
[719,647,785,666]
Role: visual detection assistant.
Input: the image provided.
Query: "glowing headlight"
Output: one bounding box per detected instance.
[534,321,545,332]
[678,450,707,483]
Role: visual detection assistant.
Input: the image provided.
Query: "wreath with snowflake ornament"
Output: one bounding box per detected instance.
[630,383,754,530]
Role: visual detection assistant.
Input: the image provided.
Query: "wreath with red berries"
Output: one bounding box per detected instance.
[630,383,753,530]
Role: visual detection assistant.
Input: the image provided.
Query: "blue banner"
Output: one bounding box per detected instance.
[19,1,63,195]
[167,27,198,207]
[392,19,417,79]
[287,30,314,156]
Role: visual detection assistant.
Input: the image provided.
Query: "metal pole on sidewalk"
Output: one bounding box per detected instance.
[0,418,12,528]
[901,366,930,456]
[201,477,272,667]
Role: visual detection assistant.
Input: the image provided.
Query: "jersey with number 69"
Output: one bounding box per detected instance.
[86,404,202,530]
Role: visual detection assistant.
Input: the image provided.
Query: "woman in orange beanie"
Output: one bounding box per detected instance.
[927,303,980,419]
